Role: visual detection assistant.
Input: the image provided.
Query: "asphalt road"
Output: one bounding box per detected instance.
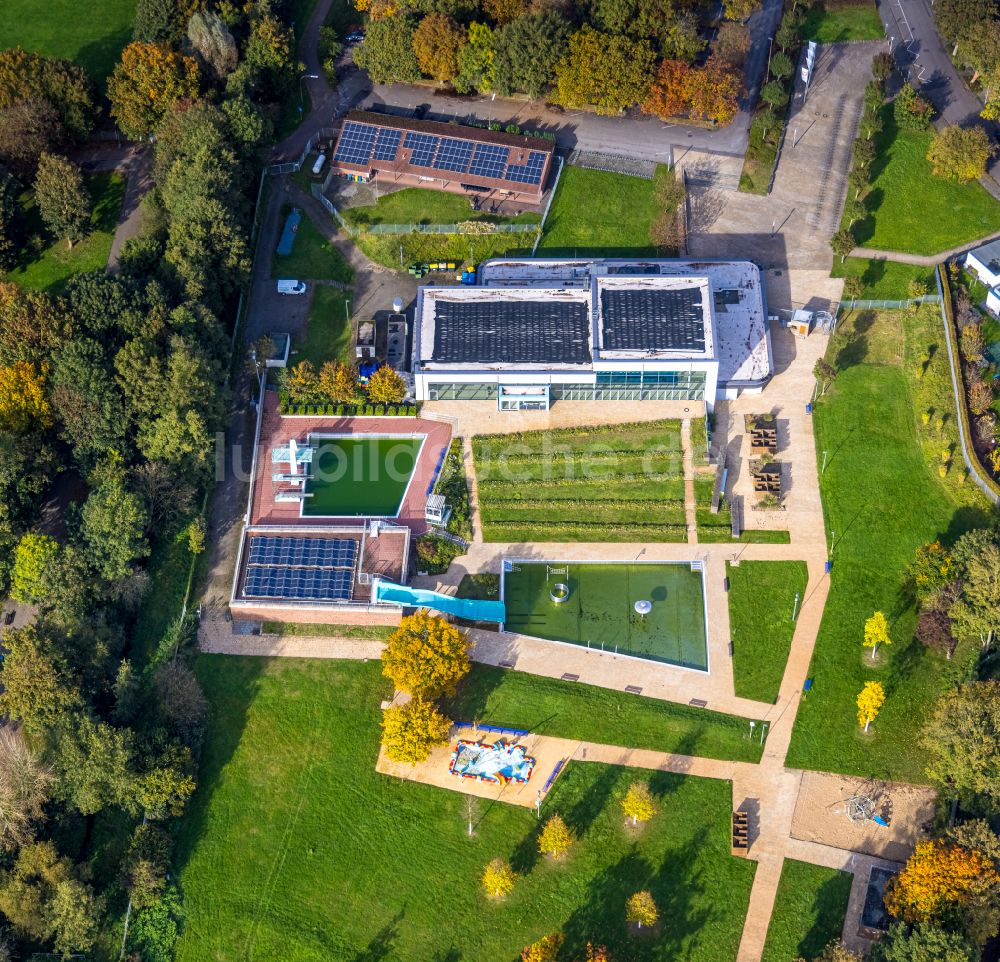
[276,0,784,165]
[877,0,1000,180]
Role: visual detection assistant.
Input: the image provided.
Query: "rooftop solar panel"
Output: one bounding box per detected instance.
[504,151,546,185]
[468,143,509,180]
[403,131,439,167]
[372,128,403,161]
[432,298,591,365]
[244,566,354,601]
[432,137,474,173]
[248,536,358,570]
[600,288,707,352]
[334,122,378,166]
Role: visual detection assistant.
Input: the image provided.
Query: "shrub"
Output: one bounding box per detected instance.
[415,534,464,574]
[336,404,345,415]
[375,404,385,415]
[894,83,934,131]
[521,933,563,961]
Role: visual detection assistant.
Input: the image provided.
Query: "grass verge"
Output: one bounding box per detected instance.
[296,285,354,367]
[343,186,541,228]
[729,561,810,704]
[271,208,355,283]
[786,306,991,780]
[761,860,854,962]
[831,257,936,300]
[176,657,756,961]
[260,621,395,639]
[537,164,669,256]
[445,664,765,763]
[849,111,1000,255]
[4,172,125,292]
[800,0,883,41]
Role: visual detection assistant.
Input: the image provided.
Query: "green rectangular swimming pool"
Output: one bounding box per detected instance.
[502,561,709,671]
[302,436,423,517]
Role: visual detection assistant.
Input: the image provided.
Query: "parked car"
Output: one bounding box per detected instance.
[277,279,307,295]
[345,31,365,42]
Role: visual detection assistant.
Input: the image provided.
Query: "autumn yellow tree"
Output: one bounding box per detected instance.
[0,361,51,433]
[380,698,452,764]
[317,360,359,404]
[412,13,466,82]
[108,42,200,140]
[863,611,891,662]
[885,840,998,923]
[521,933,563,962]
[381,611,471,699]
[622,782,657,826]
[626,890,658,928]
[366,364,407,404]
[856,681,885,732]
[538,814,574,860]
[285,360,319,405]
[482,856,516,898]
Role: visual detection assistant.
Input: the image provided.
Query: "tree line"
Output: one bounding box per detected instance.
[0,0,302,957]
[352,0,760,122]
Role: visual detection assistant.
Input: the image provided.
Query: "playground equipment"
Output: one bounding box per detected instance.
[833,777,892,827]
[373,579,506,623]
[550,583,569,604]
[634,599,652,619]
[449,739,535,785]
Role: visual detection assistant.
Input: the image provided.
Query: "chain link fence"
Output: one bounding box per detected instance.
[839,294,942,311]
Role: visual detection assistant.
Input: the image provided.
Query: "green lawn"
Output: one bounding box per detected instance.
[695,477,791,544]
[0,0,135,86]
[343,186,541,228]
[260,621,395,639]
[473,420,688,542]
[831,257,936,300]
[297,284,354,367]
[3,172,125,292]
[786,306,991,781]
[850,113,1000,255]
[504,562,709,670]
[538,165,668,256]
[302,437,420,516]
[800,0,883,41]
[176,657,757,962]
[761,860,854,962]
[729,561,810,704]
[445,664,764,763]
[271,209,355,283]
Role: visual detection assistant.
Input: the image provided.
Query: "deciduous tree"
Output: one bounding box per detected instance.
[916,608,958,659]
[354,16,422,85]
[0,728,52,853]
[79,478,150,582]
[927,125,995,182]
[133,0,194,43]
[367,363,407,403]
[642,59,692,119]
[381,698,452,764]
[0,47,97,141]
[11,533,59,604]
[923,681,1000,803]
[0,361,52,434]
[186,10,238,81]
[491,11,569,99]
[34,153,90,248]
[831,228,855,263]
[769,51,793,79]
[622,781,657,825]
[724,0,760,20]
[894,83,934,130]
[538,813,574,859]
[522,932,563,961]
[948,544,1000,648]
[874,922,979,962]
[760,79,788,110]
[806,941,862,962]
[455,21,496,92]
[715,22,750,66]
[413,13,467,82]
[687,57,741,125]
[382,611,471,698]
[122,822,171,908]
[108,42,200,140]
[318,360,360,404]
[554,26,654,114]
[482,856,516,898]
[626,890,658,928]
[863,610,890,661]
[856,681,885,732]
[0,98,65,178]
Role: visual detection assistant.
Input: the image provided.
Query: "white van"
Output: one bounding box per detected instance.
[277,279,307,295]
[312,152,327,175]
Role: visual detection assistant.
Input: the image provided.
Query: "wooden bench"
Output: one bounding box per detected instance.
[732,810,750,855]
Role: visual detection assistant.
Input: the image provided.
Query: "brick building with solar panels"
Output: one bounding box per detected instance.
[329,111,556,205]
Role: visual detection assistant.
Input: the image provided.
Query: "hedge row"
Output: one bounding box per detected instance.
[279,402,419,417]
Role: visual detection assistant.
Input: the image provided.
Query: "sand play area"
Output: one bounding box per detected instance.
[791,772,936,863]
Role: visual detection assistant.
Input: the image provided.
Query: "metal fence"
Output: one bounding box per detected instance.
[310,182,357,235]
[363,221,540,236]
[839,294,942,311]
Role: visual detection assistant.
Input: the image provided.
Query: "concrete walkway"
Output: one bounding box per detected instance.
[850,226,1000,266]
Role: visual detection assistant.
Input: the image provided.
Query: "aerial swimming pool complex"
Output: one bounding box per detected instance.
[302,435,423,517]
[502,561,709,671]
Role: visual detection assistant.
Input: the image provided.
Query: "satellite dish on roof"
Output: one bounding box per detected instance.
[392,297,404,313]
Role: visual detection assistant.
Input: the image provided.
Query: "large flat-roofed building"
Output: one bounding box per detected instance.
[329,111,555,205]
[412,258,772,410]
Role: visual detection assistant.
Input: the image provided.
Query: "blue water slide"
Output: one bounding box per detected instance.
[374,580,506,623]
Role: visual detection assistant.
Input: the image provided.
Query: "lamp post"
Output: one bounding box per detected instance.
[766,36,774,81]
[299,73,319,113]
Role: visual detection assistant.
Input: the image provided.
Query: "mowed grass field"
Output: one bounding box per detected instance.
[343,186,541,227]
[271,209,355,284]
[175,657,758,962]
[538,165,668,256]
[0,0,135,86]
[850,112,1000,255]
[728,561,809,704]
[473,420,687,542]
[760,860,854,962]
[831,257,936,300]
[800,0,883,41]
[786,306,991,781]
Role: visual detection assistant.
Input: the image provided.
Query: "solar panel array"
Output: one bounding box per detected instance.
[244,567,354,601]
[243,536,358,601]
[332,119,549,187]
[248,536,357,569]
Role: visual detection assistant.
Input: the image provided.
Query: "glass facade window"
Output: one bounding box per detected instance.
[427,382,498,401]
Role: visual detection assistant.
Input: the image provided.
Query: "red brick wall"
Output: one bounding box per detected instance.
[232,604,403,627]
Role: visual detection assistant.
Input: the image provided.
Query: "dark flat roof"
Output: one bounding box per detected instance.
[601,288,706,353]
[432,299,591,365]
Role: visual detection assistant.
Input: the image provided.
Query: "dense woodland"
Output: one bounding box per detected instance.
[932,0,1000,120]
[352,0,759,120]
[0,0,299,957]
